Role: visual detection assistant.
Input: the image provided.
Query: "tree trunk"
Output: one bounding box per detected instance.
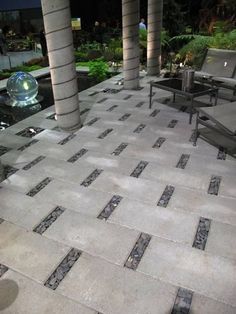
[122,0,140,90]
[147,0,163,76]
[41,0,81,131]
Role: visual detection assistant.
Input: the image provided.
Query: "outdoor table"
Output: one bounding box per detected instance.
[149,78,218,124]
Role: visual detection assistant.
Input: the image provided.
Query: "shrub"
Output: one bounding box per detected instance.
[88,59,109,82]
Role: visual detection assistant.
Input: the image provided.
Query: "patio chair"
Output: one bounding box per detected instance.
[194,48,236,101]
[194,101,236,154]
[195,48,236,82]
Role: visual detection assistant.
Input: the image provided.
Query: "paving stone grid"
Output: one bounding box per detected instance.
[0,73,236,314]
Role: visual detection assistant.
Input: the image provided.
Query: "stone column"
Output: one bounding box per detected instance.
[122,0,140,90]
[41,0,81,130]
[147,0,163,76]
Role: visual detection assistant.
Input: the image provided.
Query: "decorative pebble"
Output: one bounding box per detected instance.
[157,185,175,207]
[44,248,81,290]
[192,217,211,250]
[171,287,193,314]
[208,175,221,195]
[111,143,128,156]
[86,117,100,126]
[107,105,118,112]
[58,134,76,145]
[124,233,152,270]
[119,113,131,121]
[176,154,190,169]
[152,137,166,148]
[133,124,146,133]
[98,128,113,139]
[168,119,178,128]
[26,177,53,197]
[33,206,65,235]
[130,161,148,178]
[67,149,88,163]
[81,169,103,187]
[23,156,45,170]
[97,195,123,220]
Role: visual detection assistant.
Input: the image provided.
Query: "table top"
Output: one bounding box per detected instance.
[151,78,216,96]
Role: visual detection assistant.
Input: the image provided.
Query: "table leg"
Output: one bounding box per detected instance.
[214,89,218,106]
[193,110,199,146]
[149,84,153,109]
[173,93,176,103]
[189,97,193,124]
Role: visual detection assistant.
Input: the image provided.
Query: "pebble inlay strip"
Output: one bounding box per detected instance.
[22,156,45,170]
[80,108,90,115]
[17,139,39,151]
[157,185,175,207]
[124,95,132,100]
[192,217,211,250]
[86,117,100,126]
[97,98,108,103]
[130,161,148,178]
[176,154,190,169]
[107,105,118,112]
[152,137,166,148]
[102,88,120,94]
[4,165,18,178]
[26,177,53,197]
[208,175,221,195]
[0,264,8,277]
[98,128,113,139]
[46,113,56,120]
[58,134,76,145]
[44,248,81,290]
[119,113,131,121]
[133,124,146,133]
[171,287,193,314]
[97,195,123,220]
[168,119,178,128]
[0,146,11,156]
[81,169,103,187]
[33,206,65,235]
[150,109,160,117]
[217,146,227,160]
[67,148,88,163]
[16,126,44,138]
[124,233,152,270]
[136,101,145,108]
[111,143,128,156]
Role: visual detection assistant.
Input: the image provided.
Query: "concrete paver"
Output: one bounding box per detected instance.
[0,72,236,313]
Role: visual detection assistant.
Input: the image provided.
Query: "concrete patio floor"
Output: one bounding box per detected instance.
[0,73,236,313]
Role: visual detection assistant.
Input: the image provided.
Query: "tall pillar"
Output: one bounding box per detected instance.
[147,0,163,76]
[41,0,81,131]
[122,0,140,90]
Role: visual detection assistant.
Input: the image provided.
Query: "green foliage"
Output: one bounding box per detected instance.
[74,51,89,62]
[103,38,123,62]
[88,59,109,82]
[139,29,170,49]
[210,30,236,50]
[175,29,236,69]
[177,35,211,68]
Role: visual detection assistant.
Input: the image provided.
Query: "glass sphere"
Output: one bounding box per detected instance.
[7,71,38,102]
